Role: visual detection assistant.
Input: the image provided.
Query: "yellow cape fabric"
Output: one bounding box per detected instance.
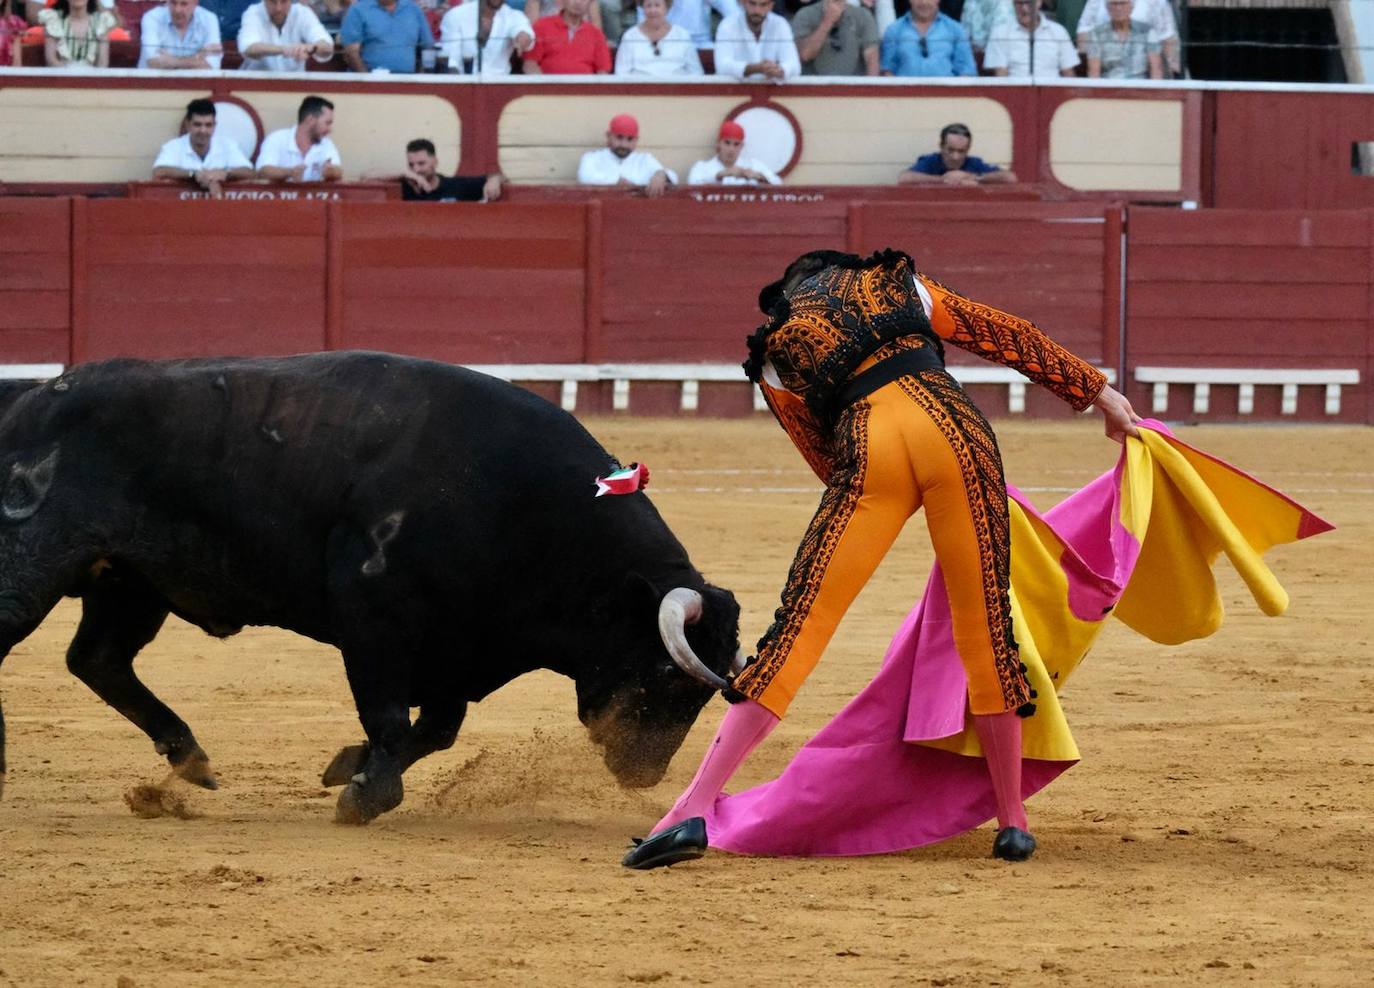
[924,427,1330,763]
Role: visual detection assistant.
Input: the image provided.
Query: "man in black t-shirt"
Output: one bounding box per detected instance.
[371,138,505,202]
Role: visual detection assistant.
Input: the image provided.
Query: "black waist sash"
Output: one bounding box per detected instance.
[837,345,946,409]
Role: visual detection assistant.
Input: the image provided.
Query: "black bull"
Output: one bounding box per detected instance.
[0,353,741,823]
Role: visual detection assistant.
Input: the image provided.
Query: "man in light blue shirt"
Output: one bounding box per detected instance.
[647,0,739,50]
[880,0,975,77]
[340,0,433,73]
[139,0,224,69]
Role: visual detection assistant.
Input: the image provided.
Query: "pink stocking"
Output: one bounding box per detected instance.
[650,699,779,835]
[973,710,1029,832]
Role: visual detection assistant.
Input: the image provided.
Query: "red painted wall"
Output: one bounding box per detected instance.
[1,198,72,364]
[3,198,1369,421]
[1124,207,1371,422]
[1210,91,1374,211]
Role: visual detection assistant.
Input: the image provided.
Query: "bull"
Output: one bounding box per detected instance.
[0,353,741,823]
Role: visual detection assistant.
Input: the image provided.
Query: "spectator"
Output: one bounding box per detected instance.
[898,121,1016,185]
[139,0,223,69]
[2,0,28,66]
[687,120,782,185]
[657,0,736,50]
[1075,0,1175,75]
[600,0,636,47]
[614,0,701,76]
[152,98,254,197]
[791,0,879,76]
[1083,0,1161,78]
[577,113,676,197]
[366,138,506,201]
[306,0,348,31]
[39,0,116,67]
[201,0,253,39]
[714,0,800,80]
[525,0,602,32]
[256,95,343,182]
[439,0,531,75]
[523,0,609,74]
[982,0,1076,78]
[237,0,333,71]
[340,0,432,73]
[880,0,974,76]
[958,0,1010,53]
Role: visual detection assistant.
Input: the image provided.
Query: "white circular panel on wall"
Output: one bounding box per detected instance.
[214,101,263,162]
[732,105,799,176]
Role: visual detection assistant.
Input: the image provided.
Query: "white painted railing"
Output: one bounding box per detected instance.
[1133,367,1361,416]
[466,363,1118,414]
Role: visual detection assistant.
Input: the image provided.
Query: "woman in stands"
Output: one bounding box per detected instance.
[614,0,701,77]
[627,248,1140,869]
[40,0,116,68]
[0,0,27,66]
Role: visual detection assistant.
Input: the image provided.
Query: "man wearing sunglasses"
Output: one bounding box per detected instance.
[792,0,879,76]
[879,0,975,76]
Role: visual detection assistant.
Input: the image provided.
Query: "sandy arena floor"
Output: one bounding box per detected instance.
[0,418,1370,987]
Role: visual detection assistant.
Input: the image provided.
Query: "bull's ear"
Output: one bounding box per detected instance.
[2,446,59,522]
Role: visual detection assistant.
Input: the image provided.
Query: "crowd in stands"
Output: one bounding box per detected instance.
[145,93,1002,195]
[1,0,1183,79]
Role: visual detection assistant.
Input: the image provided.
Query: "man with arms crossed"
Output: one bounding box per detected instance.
[898,122,1017,186]
[152,98,254,199]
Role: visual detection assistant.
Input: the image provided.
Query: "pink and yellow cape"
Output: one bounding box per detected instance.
[704,422,1333,857]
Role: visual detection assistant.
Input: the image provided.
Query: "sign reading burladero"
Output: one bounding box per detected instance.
[687,191,826,203]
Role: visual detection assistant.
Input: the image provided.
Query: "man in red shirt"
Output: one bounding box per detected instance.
[522,0,609,74]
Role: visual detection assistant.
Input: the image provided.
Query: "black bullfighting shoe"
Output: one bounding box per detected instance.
[992,826,1037,862]
[621,817,708,870]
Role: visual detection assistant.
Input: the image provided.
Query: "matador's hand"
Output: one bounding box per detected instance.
[1093,385,1141,443]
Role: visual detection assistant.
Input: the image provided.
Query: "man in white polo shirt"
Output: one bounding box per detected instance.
[151,98,255,198]
[576,113,675,197]
[237,0,334,72]
[255,95,343,183]
[139,0,224,70]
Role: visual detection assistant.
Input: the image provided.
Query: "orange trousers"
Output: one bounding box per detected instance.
[733,370,1032,718]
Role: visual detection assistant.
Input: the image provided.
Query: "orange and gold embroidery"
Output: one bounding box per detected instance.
[921,277,1106,412]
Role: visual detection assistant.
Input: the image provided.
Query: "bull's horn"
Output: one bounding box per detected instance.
[658,588,728,691]
[731,646,747,676]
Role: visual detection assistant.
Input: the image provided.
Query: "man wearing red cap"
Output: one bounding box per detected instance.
[576,113,677,196]
[523,0,610,74]
[687,120,782,186]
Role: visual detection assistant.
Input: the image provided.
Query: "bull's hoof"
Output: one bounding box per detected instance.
[622,817,708,870]
[171,746,219,791]
[334,772,403,826]
[321,743,369,787]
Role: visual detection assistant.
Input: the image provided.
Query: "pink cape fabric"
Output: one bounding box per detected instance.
[700,421,1317,857]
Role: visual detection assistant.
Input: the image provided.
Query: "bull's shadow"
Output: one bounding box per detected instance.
[0,353,741,823]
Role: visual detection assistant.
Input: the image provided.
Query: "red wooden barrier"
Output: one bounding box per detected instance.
[1211,91,1374,211]
[1124,207,1371,422]
[597,198,850,362]
[0,198,71,365]
[334,202,588,363]
[74,200,329,361]
[3,197,1369,421]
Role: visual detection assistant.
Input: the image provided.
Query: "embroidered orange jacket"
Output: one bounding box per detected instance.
[759,271,1107,483]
